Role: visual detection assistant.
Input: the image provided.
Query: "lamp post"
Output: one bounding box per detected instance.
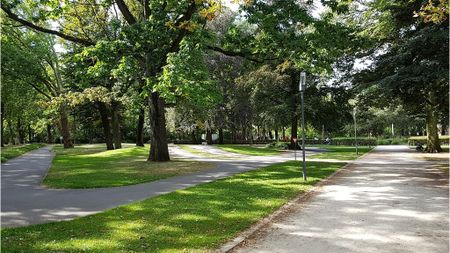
[353,107,358,155]
[299,71,307,181]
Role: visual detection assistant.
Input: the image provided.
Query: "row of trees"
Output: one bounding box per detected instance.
[1,0,448,155]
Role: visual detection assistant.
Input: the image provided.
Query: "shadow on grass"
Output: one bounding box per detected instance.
[2,161,343,252]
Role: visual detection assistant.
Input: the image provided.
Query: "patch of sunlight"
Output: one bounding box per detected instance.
[41,238,120,252]
[174,213,212,222]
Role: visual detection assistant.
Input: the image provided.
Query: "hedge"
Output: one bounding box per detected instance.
[408,136,449,146]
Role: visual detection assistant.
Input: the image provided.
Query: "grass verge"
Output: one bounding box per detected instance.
[1,143,46,163]
[2,160,344,252]
[217,144,280,156]
[310,145,373,160]
[178,144,217,157]
[43,144,212,188]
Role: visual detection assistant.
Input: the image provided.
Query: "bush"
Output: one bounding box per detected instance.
[329,137,377,146]
[376,137,408,145]
[408,135,449,146]
[265,141,289,149]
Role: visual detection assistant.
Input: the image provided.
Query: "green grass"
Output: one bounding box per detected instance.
[1,160,344,253]
[310,145,373,160]
[178,144,217,157]
[216,144,280,156]
[43,144,213,189]
[1,143,46,162]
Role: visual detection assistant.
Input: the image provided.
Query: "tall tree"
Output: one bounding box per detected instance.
[353,0,448,152]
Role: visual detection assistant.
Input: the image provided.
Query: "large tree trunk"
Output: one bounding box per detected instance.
[191,129,197,144]
[290,116,298,149]
[425,106,442,153]
[1,102,4,147]
[59,106,74,148]
[97,102,114,150]
[28,125,32,143]
[17,119,25,144]
[46,124,53,144]
[148,92,170,161]
[218,128,224,144]
[289,71,299,149]
[136,108,145,146]
[206,129,213,145]
[111,101,122,149]
[274,128,279,141]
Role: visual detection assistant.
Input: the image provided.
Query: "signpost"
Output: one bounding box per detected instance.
[299,72,307,181]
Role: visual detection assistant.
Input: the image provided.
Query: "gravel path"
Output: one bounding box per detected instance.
[1,145,319,228]
[233,145,449,253]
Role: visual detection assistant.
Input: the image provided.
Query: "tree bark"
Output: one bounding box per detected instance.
[218,128,224,144]
[136,108,145,146]
[290,115,298,149]
[191,129,197,144]
[425,106,442,153]
[46,124,53,144]
[268,129,273,140]
[28,125,32,143]
[1,102,4,147]
[97,102,114,150]
[111,101,122,149]
[206,129,213,145]
[148,92,170,161]
[17,119,25,144]
[274,128,279,141]
[59,105,74,148]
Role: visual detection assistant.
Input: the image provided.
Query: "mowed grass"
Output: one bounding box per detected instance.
[217,144,280,156]
[1,143,46,162]
[178,144,217,157]
[2,160,344,253]
[310,145,373,160]
[43,144,212,188]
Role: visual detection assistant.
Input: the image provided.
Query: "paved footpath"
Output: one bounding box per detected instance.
[1,145,318,228]
[234,145,449,253]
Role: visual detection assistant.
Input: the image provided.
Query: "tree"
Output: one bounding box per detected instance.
[353,0,448,152]
[1,25,74,148]
[1,0,224,160]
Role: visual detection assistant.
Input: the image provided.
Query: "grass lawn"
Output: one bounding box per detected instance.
[178,144,217,157]
[1,143,46,163]
[310,145,373,160]
[216,144,280,156]
[43,144,213,188]
[2,160,344,252]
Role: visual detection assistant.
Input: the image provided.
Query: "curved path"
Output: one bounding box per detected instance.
[234,145,449,253]
[1,145,320,228]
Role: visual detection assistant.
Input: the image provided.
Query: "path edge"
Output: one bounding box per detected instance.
[216,148,375,253]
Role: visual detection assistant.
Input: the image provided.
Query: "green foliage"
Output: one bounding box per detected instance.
[2,160,344,252]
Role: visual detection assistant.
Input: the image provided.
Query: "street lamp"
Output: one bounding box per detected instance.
[299,71,307,181]
[353,107,358,155]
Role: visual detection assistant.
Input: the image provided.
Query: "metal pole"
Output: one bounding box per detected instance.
[301,91,307,181]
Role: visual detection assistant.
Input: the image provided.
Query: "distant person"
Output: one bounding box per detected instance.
[324,137,331,145]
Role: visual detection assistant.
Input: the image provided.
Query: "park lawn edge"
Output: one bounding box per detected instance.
[216,144,281,156]
[1,143,47,163]
[42,144,214,189]
[2,160,345,252]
